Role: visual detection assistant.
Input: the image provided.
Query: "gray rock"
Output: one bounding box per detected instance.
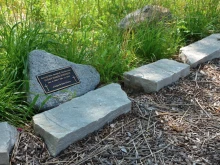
[118,5,172,29]
[33,83,131,156]
[180,34,220,67]
[153,59,190,82]
[0,122,18,165]
[28,50,100,111]
[123,59,190,93]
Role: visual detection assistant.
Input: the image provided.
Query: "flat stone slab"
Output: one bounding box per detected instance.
[0,122,18,165]
[180,33,220,67]
[123,59,190,93]
[28,50,100,111]
[33,83,131,156]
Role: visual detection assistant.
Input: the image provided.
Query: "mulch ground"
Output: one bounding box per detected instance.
[11,58,219,165]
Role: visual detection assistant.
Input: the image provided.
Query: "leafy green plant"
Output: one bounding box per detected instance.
[0,70,30,126]
[122,21,180,63]
[179,0,220,43]
[0,18,59,126]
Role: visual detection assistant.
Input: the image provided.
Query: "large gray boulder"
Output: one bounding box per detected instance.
[28,50,100,111]
[0,122,18,165]
[33,83,131,156]
[118,5,172,29]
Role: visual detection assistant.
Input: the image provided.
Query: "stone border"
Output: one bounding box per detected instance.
[123,59,190,92]
[33,83,131,156]
[124,33,220,93]
[0,122,18,165]
[179,34,220,67]
[1,34,219,162]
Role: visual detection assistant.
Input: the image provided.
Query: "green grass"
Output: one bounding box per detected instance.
[0,0,219,126]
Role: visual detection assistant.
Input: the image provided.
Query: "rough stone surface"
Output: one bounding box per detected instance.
[180,34,220,67]
[118,5,172,29]
[153,59,190,82]
[33,83,131,157]
[0,122,18,165]
[123,59,190,93]
[28,50,100,111]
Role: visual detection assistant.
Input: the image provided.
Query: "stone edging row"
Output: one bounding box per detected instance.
[1,33,219,164]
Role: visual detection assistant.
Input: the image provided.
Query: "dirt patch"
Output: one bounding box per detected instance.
[11,58,220,165]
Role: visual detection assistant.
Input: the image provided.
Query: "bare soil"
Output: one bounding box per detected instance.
[11,58,220,165]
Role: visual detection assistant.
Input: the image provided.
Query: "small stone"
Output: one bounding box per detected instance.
[119,146,127,153]
[212,76,217,81]
[0,122,18,165]
[28,50,100,111]
[199,70,206,75]
[110,124,115,128]
[118,5,172,29]
[33,83,131,156]
[127,132,132,137]
[192,146,197,149]
[147,106,156,111]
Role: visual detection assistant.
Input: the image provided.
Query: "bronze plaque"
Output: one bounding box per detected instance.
[36,66,80,94]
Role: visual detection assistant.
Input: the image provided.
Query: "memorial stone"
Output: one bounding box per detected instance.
[28,50,100,111]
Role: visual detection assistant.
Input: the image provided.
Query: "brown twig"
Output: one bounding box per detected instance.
[141,143,172,160]
[195,98,211,118]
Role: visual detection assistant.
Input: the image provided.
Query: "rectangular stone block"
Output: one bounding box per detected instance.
[180,33,220,67]
[123,63,173,92]
[0,122,18,165]
[153,59,190,82]
[33,83,131,157]
[123,59,190,93]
